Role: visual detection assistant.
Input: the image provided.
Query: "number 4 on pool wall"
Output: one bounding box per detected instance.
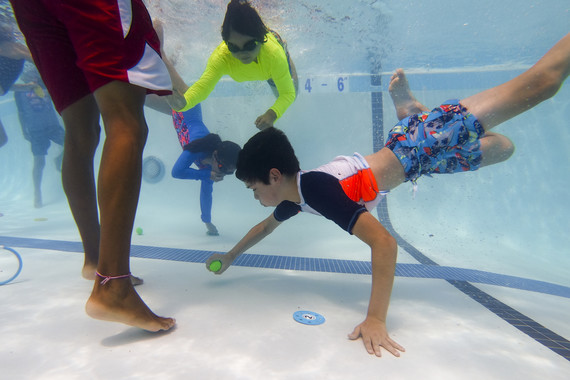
[305,78,312,93]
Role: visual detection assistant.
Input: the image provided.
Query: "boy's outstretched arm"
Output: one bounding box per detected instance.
[348,211,405,357]
[206,213,281,274]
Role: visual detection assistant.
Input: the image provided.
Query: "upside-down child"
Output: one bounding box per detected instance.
[146,22,241,236]
[170,104,241,236]
[205,33,570,357]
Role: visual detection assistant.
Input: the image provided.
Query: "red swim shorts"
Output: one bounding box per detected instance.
[11,0,172,113]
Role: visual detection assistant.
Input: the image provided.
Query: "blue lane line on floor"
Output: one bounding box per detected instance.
[1,235,569,300]
[369,83,570,361]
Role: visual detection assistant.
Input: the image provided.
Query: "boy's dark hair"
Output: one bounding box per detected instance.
[185,133,241,167]
[236,127,300,184]
[221,0,268,43]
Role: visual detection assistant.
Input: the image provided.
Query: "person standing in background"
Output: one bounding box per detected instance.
[0,5,32,148]
[13,67,64,208]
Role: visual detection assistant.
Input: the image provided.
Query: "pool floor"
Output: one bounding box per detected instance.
[1,232,569,379]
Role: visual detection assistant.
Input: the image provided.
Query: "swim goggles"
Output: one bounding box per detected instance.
[226,39,259,53]
[214,152,235,175]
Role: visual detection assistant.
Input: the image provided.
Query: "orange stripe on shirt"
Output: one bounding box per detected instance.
[339,168,379,203]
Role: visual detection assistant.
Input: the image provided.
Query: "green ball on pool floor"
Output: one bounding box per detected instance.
[209,260,222,272]
[135,227,143,235]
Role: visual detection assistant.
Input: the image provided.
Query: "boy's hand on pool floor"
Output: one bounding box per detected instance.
[348,317,405,357]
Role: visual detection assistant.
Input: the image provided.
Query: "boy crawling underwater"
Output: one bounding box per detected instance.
[206,33,570,356]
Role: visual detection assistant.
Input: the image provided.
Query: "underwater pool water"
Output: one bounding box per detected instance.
[0,0,570,285]
[0,2,569,378]
[1,0,569,287]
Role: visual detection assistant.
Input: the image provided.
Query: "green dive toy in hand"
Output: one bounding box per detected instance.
[209,260,222,272]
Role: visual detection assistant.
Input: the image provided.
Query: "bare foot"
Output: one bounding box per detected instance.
[85,278,175,332]
[389,69,429,120]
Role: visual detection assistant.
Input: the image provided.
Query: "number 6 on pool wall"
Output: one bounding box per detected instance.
[337,77,344,92]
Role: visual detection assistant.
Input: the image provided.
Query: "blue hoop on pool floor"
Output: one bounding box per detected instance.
[0,245,23,285]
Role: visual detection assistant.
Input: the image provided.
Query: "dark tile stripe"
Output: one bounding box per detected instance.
[1,235,569,298]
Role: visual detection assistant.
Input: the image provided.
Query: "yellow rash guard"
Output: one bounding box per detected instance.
[177,32,295,119]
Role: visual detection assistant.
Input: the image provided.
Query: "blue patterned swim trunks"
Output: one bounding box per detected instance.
[384,99,485,182]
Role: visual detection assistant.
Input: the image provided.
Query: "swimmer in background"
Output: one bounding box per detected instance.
[13,66,64,208]
[205,33,570,357]
[0,14,33,148]
[164,0,298,130]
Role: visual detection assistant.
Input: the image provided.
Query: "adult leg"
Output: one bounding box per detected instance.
[84,80,175,331]
[61,96,143,284]
[60,94,102,280]
[461,33,570,131]
[32,155,46,208]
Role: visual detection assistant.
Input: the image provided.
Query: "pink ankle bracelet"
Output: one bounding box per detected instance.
[96,271,131,285]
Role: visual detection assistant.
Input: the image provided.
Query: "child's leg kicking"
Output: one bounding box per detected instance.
[461,33,570,131]
[463,34,569,168]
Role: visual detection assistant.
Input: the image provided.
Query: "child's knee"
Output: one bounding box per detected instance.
[481,133,515,166]
[495,135,515,163]
[501,136,515,159]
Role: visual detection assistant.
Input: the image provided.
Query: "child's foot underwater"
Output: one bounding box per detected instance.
[388,69,428,120]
